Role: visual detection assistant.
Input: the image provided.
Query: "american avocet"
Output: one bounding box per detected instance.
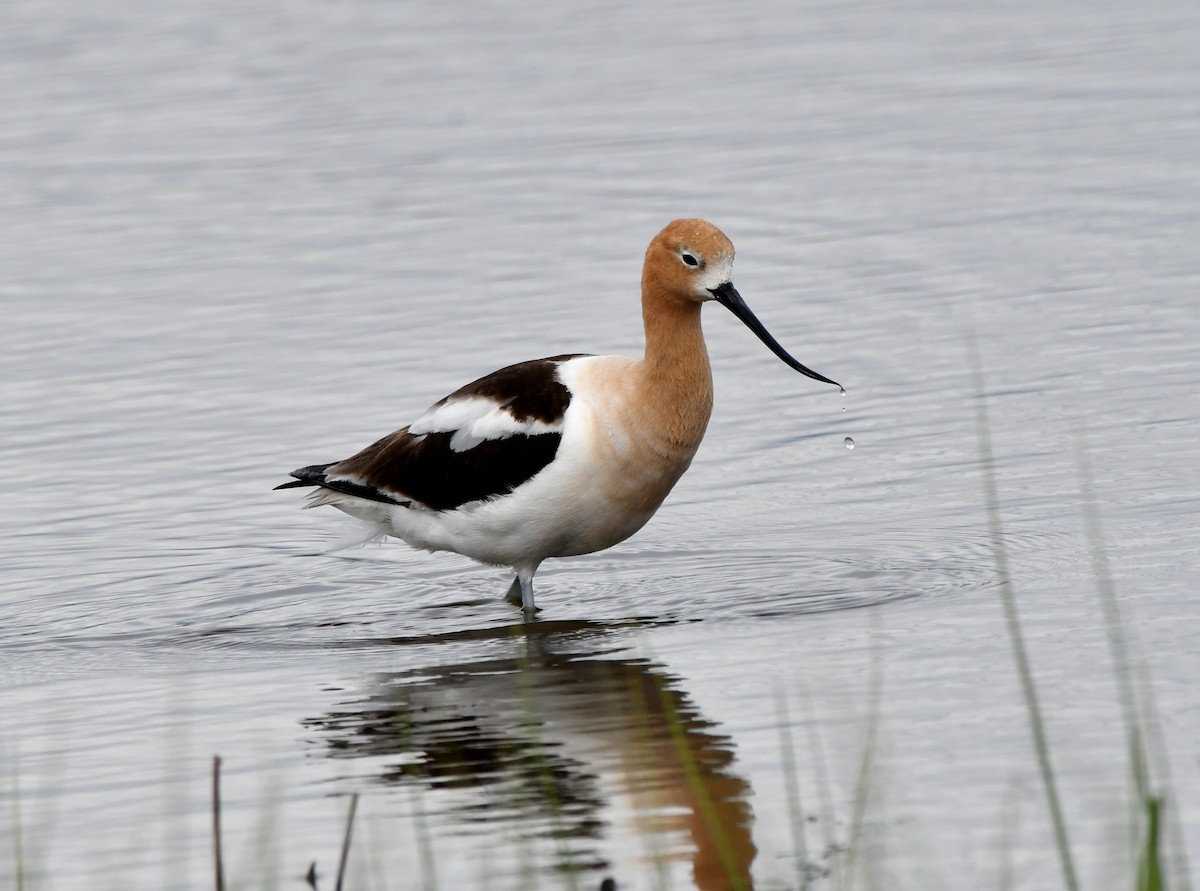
[277,219,840,615]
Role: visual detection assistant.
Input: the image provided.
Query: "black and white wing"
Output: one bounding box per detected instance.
[276,354,587,511]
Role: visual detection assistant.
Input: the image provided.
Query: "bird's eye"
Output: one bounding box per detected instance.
[680,252,701,268]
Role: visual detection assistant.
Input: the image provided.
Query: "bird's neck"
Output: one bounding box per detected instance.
[638,283,714,440]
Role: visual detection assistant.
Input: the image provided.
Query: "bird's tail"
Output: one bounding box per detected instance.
[275,461,391,546]
[274,463,334,490]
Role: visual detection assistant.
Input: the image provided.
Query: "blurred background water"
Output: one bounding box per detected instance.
[1,0,1198,888]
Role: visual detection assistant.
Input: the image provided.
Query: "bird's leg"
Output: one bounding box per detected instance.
[504,576,523,607]
[504,566,538,618]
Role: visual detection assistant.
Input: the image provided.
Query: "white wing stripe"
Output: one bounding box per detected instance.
[408,396,564,453]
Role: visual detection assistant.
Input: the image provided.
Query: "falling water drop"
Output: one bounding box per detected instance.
[844,437,855,450]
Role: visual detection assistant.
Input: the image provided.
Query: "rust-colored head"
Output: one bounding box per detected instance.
[641,218,842,389]
[642,218,736,304]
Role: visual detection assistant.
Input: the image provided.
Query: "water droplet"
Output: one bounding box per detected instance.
[844,437,855,450]
[839,387,846,396]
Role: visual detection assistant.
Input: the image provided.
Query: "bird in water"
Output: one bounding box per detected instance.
[277,219,840,616]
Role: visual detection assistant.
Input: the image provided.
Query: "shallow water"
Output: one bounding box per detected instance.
[2,0,1199,888]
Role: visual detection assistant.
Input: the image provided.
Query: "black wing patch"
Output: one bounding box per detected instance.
[322,427,564,511]
[434,353,584,422]
[277,355,588,512]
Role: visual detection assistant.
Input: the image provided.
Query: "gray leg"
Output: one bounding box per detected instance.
[504,576,523,607]
[504,565,538,617]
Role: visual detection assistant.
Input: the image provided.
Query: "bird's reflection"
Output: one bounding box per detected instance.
[304,627,756,889]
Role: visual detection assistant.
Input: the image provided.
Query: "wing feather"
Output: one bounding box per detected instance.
[279,354,587,512]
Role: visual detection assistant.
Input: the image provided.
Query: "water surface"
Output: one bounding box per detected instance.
[2,0,1198,888]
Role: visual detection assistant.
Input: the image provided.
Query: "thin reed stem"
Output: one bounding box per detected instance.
[795,674,840,889]
[969,336,1079,891]
[656,678,748,891]
[774,686,811,890]
[212,755,226,891]
[334,792,359,891]
[408,785,439,891]
[1074,423,1193,891]
[10,759,25,891]
[843,614,884,891]
[1074,423,1149,799]
[623,664,672,891]
[513,633,579,890]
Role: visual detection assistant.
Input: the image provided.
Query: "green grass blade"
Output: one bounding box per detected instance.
[1137,795,1163,891]
[969,335,1080,891]
[1075,423,1192,891]
[655,678,750,891]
